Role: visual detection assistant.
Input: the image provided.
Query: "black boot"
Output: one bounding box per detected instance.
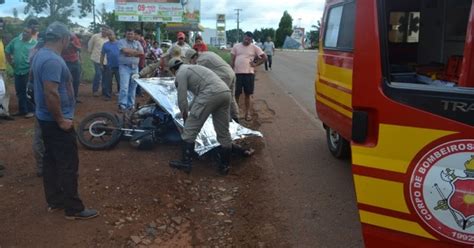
[217,147,231,175]
[169,142,194,173]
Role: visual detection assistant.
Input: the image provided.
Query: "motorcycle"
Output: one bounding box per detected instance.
[77,103,181,151]
[77,76,263,156]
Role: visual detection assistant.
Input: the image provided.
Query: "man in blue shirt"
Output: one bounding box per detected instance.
[117,29,144,112]
[32,22,98,220]
[100,31,120,100]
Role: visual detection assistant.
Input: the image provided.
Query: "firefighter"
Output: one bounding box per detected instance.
[183,49,239,122]
[168,57,232,175]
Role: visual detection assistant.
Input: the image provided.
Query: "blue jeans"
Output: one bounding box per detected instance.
[103,67,120,98]
[92,62,103,93]
[14,73,34,114]
[118,65,138,109]
[66,61,81,98]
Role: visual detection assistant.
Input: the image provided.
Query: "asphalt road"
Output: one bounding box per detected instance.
[255,50,364,247]
[268,50,319,117]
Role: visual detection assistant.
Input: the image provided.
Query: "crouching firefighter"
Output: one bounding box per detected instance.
[168,58,233,175]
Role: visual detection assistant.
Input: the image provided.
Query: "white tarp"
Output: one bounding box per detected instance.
[135,77,263,155]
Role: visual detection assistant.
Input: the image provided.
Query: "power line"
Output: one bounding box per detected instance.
[234,8,242,42]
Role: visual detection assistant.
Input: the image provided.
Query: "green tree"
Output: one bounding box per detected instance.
[275,11,293,47]
[13,8,18,19]
[253,29,262,42]
[260,28,276,41]
[226,28,243,44]
[23,0,94,25]
[308,20,321,48]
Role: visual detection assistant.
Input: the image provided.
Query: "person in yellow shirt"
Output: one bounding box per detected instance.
[0,17,13,121]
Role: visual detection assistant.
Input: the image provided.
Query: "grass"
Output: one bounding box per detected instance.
[80,50,95,83]
[208,46,231,65]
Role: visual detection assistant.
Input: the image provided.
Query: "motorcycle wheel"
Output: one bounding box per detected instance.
[77,112,123,150]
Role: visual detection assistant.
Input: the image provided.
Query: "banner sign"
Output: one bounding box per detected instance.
[115,0,200,23]
[217,14,225,23]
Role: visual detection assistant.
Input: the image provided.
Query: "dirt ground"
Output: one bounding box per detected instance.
[0,73,289,247]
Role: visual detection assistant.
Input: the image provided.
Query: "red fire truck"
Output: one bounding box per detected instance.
[316,0,474,246]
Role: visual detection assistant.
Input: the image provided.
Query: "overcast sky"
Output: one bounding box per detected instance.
[0,0,325,32]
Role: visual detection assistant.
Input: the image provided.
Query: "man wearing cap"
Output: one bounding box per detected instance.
[183,49,239,122]
[5,24,37,118]
[88,25,109,97]
[117,29,144,112]
[61,33,82,102]
[160,32,191,71]
[167,57,233,175]
[231,31,266,121]
[32,22,98,220]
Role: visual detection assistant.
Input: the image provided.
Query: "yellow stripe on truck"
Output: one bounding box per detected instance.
[316,81,352,110]
[354,175,409,213]
[352,124,455,173]
[316,94,353,118]
[318,62,353,91]
[360,210,437,240]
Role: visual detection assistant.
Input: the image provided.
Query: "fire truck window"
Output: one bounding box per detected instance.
[323,1,355,50]
[383,0,472,88]
[381,0,474,126]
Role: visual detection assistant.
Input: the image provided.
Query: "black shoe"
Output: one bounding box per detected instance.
[217,147,231,175]
[48,204,64,213]
[169,160,192,173]
[169,142,194,173]
[65,209,99,220]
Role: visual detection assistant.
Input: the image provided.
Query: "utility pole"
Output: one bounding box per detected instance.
[234,8,242,42]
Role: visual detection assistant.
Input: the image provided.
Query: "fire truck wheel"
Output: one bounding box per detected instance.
[326,127,350,159]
